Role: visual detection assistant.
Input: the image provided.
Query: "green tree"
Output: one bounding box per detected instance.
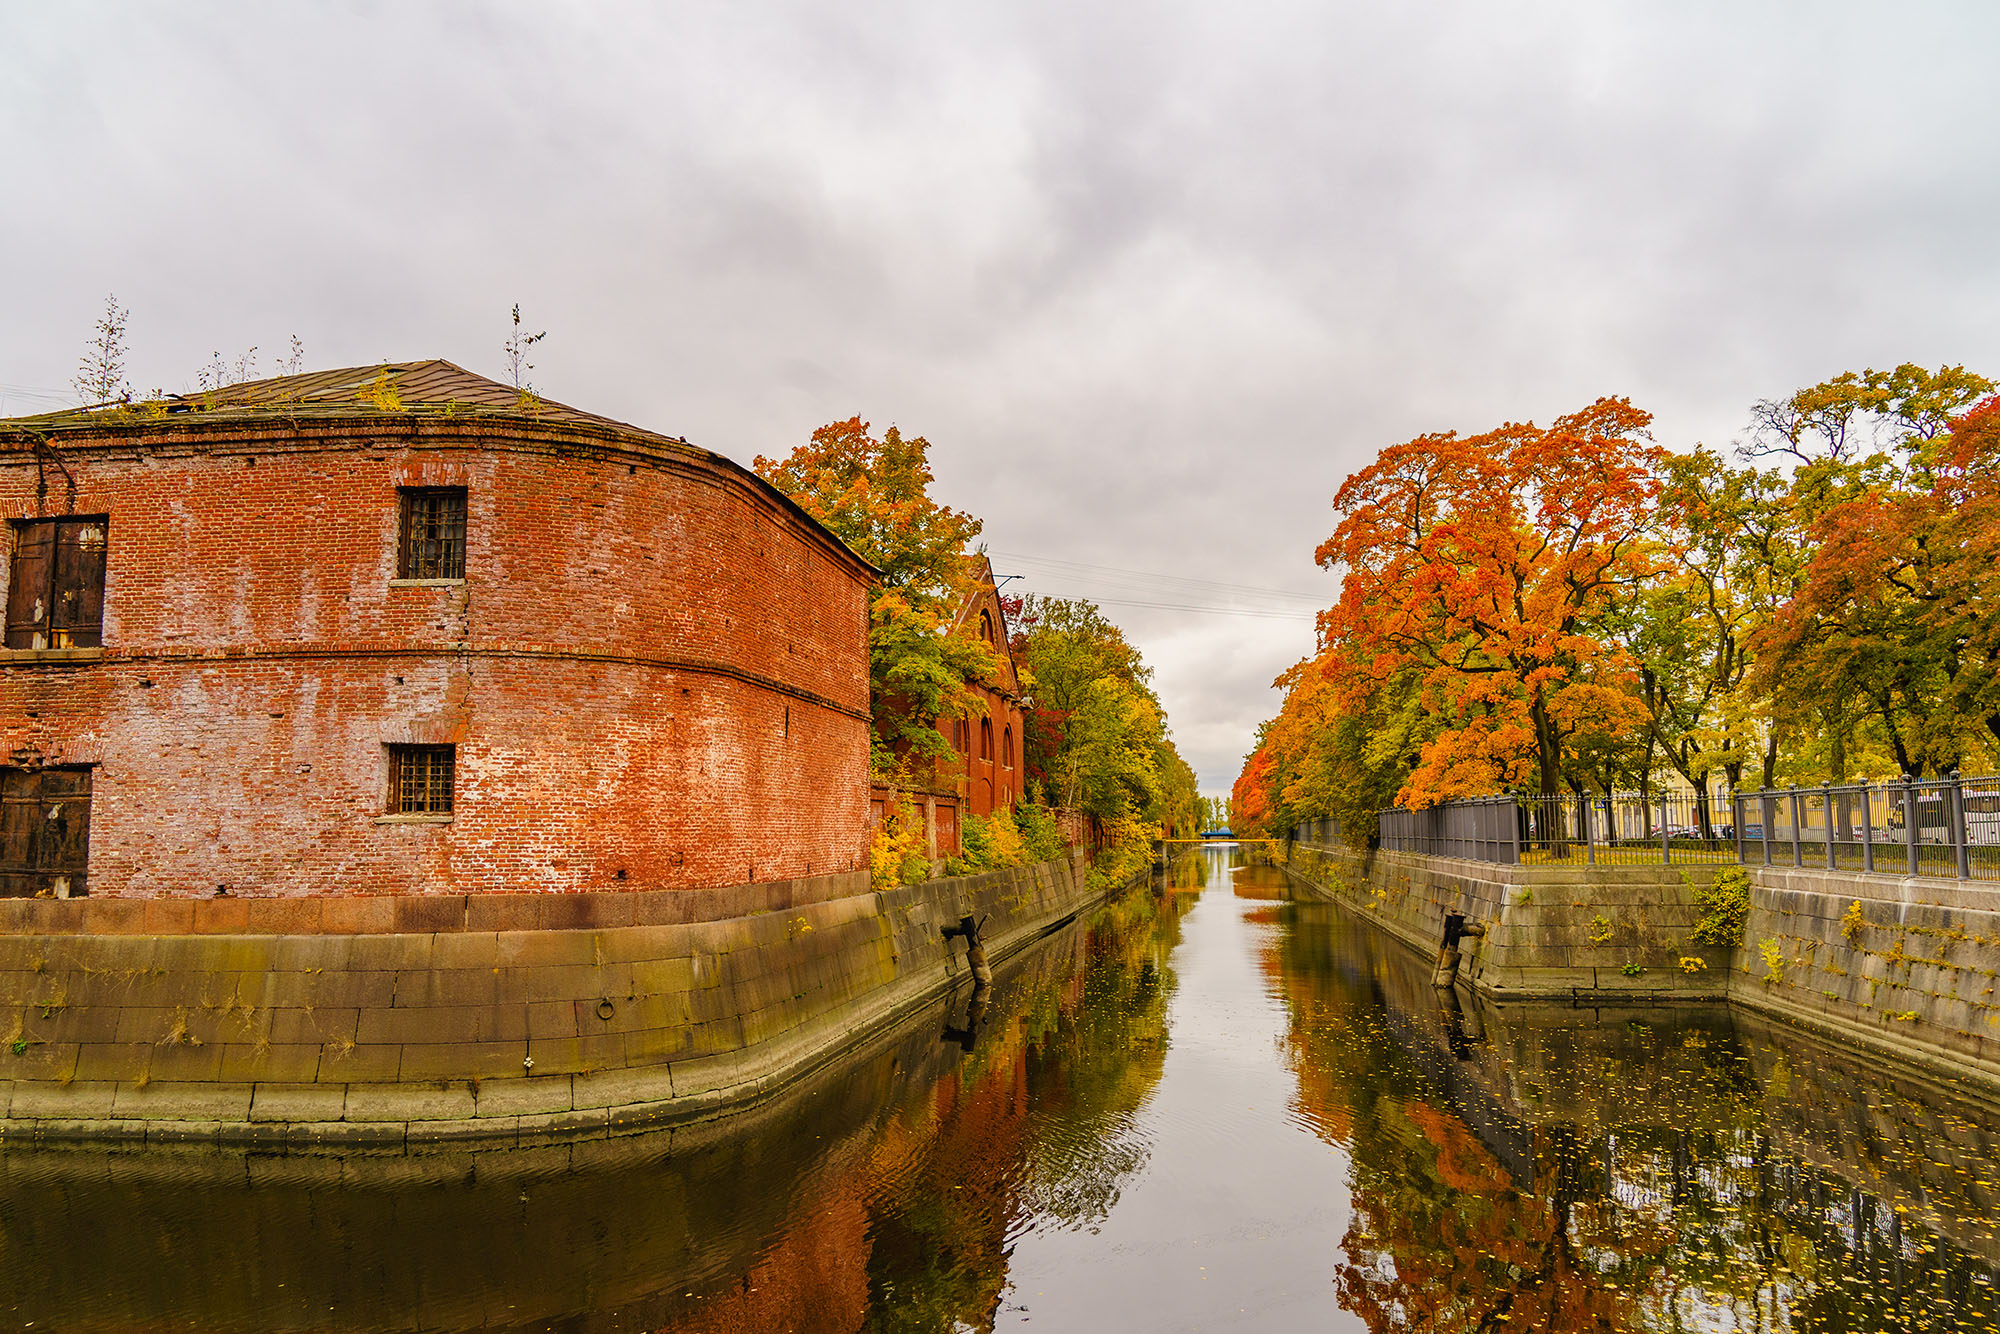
[756,418,995,777]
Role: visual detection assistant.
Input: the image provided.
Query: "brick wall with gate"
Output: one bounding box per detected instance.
[0,411,874,897]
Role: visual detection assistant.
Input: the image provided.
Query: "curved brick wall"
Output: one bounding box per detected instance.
[0,415,873,896]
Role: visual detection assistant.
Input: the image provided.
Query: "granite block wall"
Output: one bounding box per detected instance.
[0,849,1100,1142]
[1278,836,2000,1087]
[1277,839,1731,999]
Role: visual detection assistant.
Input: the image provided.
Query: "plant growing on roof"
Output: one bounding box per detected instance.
[504,303,546,396]
[73,293,131,405]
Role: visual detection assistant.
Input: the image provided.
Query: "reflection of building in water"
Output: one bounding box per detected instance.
[1267,898,2000,1331]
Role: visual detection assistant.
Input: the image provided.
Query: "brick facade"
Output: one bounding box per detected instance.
[938,554,1026,819]
[0,368,875,898]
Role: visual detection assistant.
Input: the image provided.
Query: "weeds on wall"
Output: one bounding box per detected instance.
[1759,938,1785,986]
[1689,866,1751,948]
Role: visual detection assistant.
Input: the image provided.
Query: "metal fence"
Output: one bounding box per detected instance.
[1378,797,1522,864]
[1291,816,1342,846]
[1372,773,2000,881]
[1734,775,2000,881]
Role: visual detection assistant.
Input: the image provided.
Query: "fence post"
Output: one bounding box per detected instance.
[1508,796,1522,867]
[1760,792,1774,866]
[1582,792,1595,866]
[1790,789,1804,867]
[1904,776,1920,876]
[1659,793,1671,865]
[1861,783,1875,874]
[1952,771,1971,880]
[1822,782,1835,869]
[1732,791,1745,865]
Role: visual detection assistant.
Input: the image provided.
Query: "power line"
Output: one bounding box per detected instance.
[1066,596,1316,621]
[992,550,1328,605]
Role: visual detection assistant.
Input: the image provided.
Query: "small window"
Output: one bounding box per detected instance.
[389,744,455,814]
[0,766,92,897]
[7,518,108,650]
[397,488,466,580]
[980,717,994,761]
[1002,725,1013,769]
[979,609,994,644]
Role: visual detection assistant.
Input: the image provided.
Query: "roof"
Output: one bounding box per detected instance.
[0,360,883,580]
[952,552,1023,698]
[3,360,646,435]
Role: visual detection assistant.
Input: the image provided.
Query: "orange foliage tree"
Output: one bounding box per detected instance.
[1755,396,2000,773]
[755,417,994,777]
[1314,398,1665,804]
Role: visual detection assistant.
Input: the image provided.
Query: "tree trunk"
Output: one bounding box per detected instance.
[1530,693,1562,799]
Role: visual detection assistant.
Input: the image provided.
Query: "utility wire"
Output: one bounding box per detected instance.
[1061,595,1317,621]
[993,550,1327,606]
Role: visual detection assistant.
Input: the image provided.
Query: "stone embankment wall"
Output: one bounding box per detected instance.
[0,850,1103,1143]
[1281,836,2000,1087]
[1734,867,2000,1084]
[1276,840,1732,999]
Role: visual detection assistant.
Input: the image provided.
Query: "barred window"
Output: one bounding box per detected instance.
[397,488,466,580]
[389,744,455,815]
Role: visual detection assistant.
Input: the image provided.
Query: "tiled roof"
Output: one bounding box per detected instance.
[2,360,665,442]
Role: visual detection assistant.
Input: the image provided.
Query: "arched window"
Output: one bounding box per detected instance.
[979,609,994,644]
[1002,725,1013,769]
[980,717,994,761]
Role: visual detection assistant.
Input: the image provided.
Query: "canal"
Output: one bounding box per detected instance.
[5,846,2000,1331]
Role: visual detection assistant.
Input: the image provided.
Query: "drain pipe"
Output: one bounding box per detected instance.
[1432,912,1486,989]
[942,914,993,988]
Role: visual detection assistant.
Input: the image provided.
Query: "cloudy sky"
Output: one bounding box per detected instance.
[6,3,1998,794]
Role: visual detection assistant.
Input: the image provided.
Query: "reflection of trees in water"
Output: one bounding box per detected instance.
[1269,903,2000,1333]
[854,887,1186,1331]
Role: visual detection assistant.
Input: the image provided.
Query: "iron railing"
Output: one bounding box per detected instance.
[1378,797,1522,864]
[1371,774,2000,881]
[1733,775,2000,881]
[1290,816,1342,846]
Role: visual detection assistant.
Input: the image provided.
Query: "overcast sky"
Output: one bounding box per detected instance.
[6,3,1998,795]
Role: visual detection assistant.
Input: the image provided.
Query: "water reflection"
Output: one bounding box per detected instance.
[2,847,1996,1331]
[1274,883,2000,1333]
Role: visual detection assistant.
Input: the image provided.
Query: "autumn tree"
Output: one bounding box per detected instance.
[755,417,995,777]
[1011,593,1201,867]
[1747,366,1997,778]
[1757,394,2000,774]
[1315,398,1665,805]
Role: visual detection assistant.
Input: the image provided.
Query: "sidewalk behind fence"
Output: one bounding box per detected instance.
[1365,775,2000,881]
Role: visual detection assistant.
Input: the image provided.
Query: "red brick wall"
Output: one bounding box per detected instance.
[0,416,873,897]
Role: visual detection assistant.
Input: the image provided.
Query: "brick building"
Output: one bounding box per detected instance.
[0,361,875,898]
[941,553,1027,821]
[868,554,1028,859]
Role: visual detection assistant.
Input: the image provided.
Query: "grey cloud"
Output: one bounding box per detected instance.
[4,0,1996,792]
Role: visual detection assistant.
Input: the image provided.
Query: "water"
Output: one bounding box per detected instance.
[4,846,2000,1331]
